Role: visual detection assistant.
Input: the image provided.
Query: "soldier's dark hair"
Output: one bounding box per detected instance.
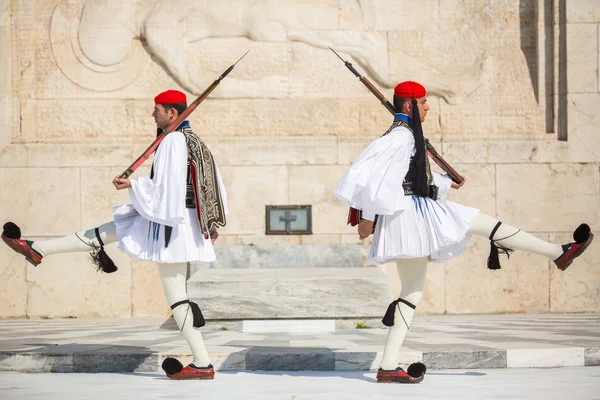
[160,102,187,115]
[393,96,411,113]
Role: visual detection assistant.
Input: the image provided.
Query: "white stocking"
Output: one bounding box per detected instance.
[157,262,211,368]
[467,213,563,260]
[32,221,118,257]
[380,257,428,371]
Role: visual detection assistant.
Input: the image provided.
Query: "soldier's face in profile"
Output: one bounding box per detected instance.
[152,104,171,130]
[415,97,429,122]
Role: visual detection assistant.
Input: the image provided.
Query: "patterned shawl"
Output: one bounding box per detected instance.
[181,127,227,237]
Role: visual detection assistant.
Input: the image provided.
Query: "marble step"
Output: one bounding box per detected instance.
[190,244,366,269]
[242,319,336,333]
[187,267,391,320]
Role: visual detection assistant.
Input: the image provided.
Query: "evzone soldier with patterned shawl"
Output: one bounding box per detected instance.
[2,90,227,380]
[333,81,594,384]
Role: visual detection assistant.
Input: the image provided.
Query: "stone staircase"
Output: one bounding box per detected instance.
[188,245,391,323]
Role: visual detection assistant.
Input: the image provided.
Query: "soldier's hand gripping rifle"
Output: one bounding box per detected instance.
[119,50,250,179]
[329,47,464,185]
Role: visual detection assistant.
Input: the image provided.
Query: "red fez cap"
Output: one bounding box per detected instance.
[394,81,426,99]
[154,90,187,104]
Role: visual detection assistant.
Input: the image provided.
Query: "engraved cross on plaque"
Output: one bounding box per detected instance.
[279,210,297,233]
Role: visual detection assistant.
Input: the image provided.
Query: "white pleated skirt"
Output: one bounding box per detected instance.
[369,196,480,264]
[112,204,216,263]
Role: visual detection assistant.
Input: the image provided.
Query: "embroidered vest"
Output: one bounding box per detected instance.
[382,118,437,200]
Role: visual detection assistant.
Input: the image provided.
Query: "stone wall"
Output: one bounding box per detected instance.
[0,0,598,318]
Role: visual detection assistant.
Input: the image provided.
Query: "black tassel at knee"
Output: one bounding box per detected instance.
[382,300,399,327]
[382,298,416,327]
[487,241,502,270]
[487,241,514,270]
[90,245,118,273]
[89,227,117,273]
[487,222,516,270]
[189,301,206,328]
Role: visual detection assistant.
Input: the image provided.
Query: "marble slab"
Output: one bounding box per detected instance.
[192,245,365,269]
[243,320,336,333]
[507,347,585,368]
[188,267,391,320]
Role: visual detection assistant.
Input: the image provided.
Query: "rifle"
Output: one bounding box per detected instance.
[329,47,464,185]
[120,50,250,179]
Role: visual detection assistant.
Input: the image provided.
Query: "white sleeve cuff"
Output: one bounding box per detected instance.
[432,171,452,200]
[362,210,376,221]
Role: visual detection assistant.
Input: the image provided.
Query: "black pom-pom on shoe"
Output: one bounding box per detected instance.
[573,224,591,244]
[162,357,184,374]
[407,362,427,378]
[2,222,21,239]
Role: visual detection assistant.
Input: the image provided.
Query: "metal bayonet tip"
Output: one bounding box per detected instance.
[233,49,251,66]
[329,47,345,62]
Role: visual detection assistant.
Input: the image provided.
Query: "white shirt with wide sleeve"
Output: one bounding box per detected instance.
[333,127,415,217]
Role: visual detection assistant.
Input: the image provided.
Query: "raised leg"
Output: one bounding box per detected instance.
[467,213,562,260]
[31,221,118,257]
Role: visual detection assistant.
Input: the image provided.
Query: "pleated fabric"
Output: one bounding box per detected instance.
[369,197,479,264]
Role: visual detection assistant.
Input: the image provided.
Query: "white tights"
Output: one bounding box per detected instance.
[32,221,118,257]
[467,213,563,260]
[379,257,428,371]
[157,262,212,368]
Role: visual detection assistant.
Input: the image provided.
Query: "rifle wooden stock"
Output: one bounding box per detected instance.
[424,141,463,185]
[120,51,248,179]
[359,78,396,115]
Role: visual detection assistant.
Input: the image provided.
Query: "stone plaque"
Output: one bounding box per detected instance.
[265,205,312,235]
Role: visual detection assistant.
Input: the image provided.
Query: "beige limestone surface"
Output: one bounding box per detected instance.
[0,0,598,318]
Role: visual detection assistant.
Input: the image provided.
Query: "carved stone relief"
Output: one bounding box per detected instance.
[49,0,491,103]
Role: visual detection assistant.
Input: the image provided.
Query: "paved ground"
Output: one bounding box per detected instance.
[1,314,599,373]
[1,367,599,400]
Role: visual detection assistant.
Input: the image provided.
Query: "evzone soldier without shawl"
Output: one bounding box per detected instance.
[2,90,227,380]
[333,81,594,384]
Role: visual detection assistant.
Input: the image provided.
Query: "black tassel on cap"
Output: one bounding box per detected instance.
[407,362,427,378]
[573,223,591,244]
[162,357,184,374]
[90,227,118,273]
[2,222,22,239]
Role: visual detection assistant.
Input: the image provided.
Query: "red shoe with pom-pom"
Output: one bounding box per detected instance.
[1,222,43,266]
[376,363,426,383]
[162,357,215,380]
[554,224,594,271]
